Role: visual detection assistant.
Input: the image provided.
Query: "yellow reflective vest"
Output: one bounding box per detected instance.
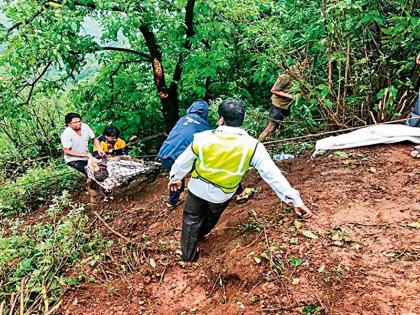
[191,129,258,193]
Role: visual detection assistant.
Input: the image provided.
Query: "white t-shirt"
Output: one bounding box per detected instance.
[61,123,95,163]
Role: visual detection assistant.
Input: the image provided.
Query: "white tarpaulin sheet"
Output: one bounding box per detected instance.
[86,156,159,192]
[314,124,420,156]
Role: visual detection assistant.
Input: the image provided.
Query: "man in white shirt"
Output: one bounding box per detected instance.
[169,99,312,261]
[60,113,105,196]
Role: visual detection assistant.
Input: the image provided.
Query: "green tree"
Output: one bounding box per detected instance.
[1,0,200,133]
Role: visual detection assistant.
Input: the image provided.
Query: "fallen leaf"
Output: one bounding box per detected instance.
[318,264,325,273]
[289,237,299,245]
[292,278,300,285]
[404,222,420,229]
[353,244,362,251]
[369,167,377,174]
[302,230,319,240]
[289,257,302,267]
[149,258,157,269]
[294,220,303,229]
[335,151,349,159]
[253,256,261,264]
[260,252,270,260]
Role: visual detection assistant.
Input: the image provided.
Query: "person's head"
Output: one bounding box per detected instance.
[187,100,209,121]
[103,126,120,143]
[294,51,311,69]
[217,99,245,127]
[65,113,82,130]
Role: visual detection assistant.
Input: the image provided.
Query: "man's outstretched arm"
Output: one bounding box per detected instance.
[251,143,312,218]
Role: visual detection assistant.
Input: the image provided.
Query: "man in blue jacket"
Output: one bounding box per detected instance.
[158,100,211,208]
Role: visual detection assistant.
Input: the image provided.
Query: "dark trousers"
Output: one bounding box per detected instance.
[405,87,420,127]
[161,157,185,206]
[67,160,88,176]
[181,192,230,262]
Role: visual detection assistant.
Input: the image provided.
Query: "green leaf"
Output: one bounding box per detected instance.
[289,256,302,267]
[20,258,33,271]
[335,151,349,159]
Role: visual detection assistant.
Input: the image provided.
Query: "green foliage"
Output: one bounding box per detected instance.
[302,304,323,315]
[0,161,80,217]
[289,256,303,267]
[1,0,418,159]
[0,192,108,314]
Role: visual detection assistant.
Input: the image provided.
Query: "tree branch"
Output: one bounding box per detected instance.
[170,0,196,85]
[19,61,52,106]
[99,46,151,61]
[7,0,143,33]
[49,0,144,13]
[7,3,47,34]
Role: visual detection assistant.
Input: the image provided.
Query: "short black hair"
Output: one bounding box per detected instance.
[294,51,311,62]
[218,98,245,127]
[64,113,81,125]
[103,126,120,138]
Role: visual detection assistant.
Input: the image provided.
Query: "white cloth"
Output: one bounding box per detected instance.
[86,157,159,192]
[61,123,95,163]
[314,124,420,156]
[170,125,304,207]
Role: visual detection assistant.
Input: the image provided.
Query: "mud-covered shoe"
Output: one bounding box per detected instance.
[166,200,184,209]
[236,187,260,204]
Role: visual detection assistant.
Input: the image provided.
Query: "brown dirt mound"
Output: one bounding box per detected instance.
[59,144,419,315]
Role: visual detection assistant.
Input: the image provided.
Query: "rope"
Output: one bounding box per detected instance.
[3,118,418,190]
[130,132,164,144]
[263,117,418,146]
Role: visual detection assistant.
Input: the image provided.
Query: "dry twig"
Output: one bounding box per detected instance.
[93,211,134,243]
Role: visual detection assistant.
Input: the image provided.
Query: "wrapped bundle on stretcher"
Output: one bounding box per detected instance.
[86,156,160,192]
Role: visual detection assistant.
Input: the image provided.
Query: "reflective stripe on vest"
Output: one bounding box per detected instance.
[191,130,258,193]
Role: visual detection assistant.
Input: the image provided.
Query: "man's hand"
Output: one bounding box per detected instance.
[294,204,313,218]
[97,148,106,157]
[128,135,138,142]
[168,181,182,192]
[416,53,420,65]
[159,91,168,100]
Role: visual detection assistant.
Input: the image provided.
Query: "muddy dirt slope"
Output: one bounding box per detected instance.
[60,144,419,315]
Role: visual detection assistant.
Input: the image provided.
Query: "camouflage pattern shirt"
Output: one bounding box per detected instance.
[270,65,302,109]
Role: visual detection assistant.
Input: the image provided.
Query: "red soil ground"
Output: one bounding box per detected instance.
[58,144,419,315]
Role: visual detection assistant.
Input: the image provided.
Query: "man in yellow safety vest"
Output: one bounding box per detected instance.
[168,98,312,262]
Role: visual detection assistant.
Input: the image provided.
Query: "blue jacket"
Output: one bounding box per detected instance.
[158,100,211,163]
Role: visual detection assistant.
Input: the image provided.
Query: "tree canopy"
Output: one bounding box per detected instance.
[0,0,418,156]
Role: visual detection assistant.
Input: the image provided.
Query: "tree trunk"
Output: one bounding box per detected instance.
[140,24,179,133]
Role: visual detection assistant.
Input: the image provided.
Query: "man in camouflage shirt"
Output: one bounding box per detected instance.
[258,56,310,142]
